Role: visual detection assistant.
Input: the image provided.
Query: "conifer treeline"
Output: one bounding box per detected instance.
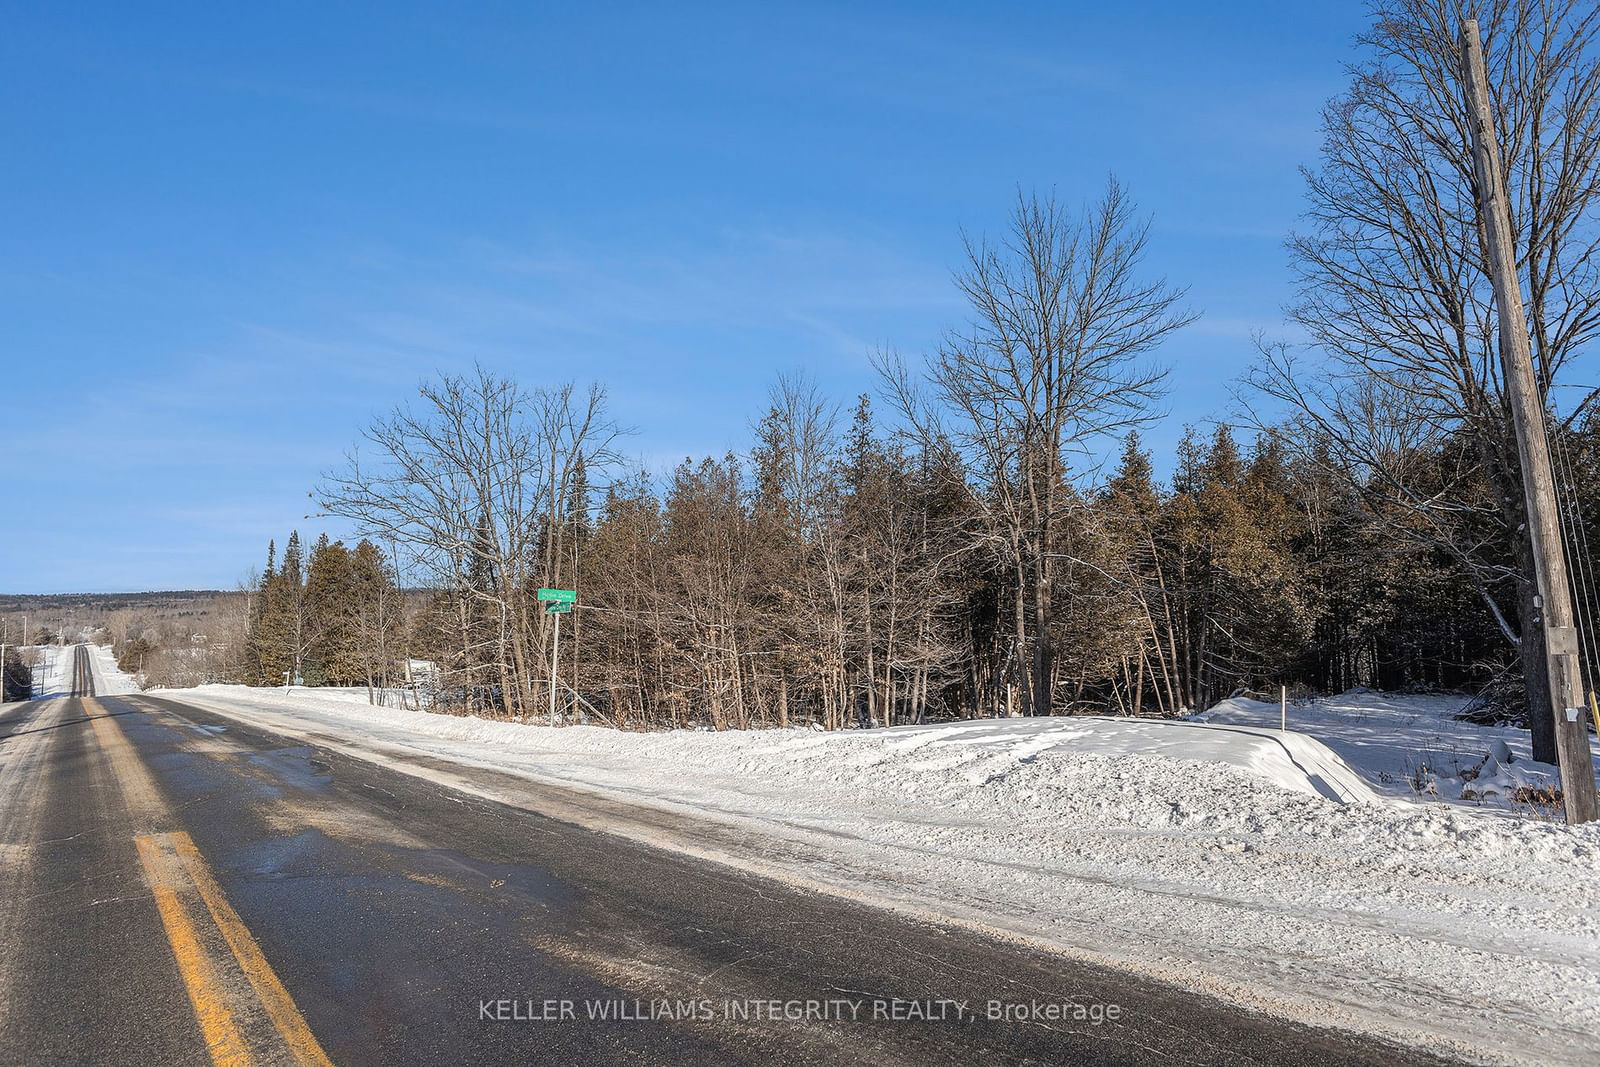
[243,532,407,695]
[243,386,1554,730]
[567,414,1510,728]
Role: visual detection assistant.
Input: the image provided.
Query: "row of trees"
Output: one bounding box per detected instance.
[242,532,407,697]
[268,380,1560,734]
[106,596,251,688]
[567,409,1529,729]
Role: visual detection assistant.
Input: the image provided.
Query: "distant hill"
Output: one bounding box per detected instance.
[0,590,230,613]
[0,591,244,645]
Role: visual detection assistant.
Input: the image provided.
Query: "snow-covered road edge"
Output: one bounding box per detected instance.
[136,684,1600,1066]
[85,643,139,695]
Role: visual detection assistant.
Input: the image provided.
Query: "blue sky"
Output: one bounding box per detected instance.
[1,2,1361,593]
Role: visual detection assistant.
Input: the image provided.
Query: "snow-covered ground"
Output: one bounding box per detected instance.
[16,644,74,699]
[1198,689,1600,814]
[147,681,1600,1065]
[84,642,140,695]
[6,642,138,700]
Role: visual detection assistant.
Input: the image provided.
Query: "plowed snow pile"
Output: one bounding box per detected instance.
[153,682,1600,1065]
[1199,689,1600,813]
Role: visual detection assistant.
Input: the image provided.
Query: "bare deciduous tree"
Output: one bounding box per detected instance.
[883,179,1193,715]
[319,366,622,718]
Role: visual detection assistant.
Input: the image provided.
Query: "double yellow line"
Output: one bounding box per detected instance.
[87,699,334,1067]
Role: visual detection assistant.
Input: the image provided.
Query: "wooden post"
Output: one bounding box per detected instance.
[1280,685,1286,734]
[1460,19,1599,824]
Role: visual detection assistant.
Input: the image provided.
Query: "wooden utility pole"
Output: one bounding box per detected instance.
[1460,19,1599,824]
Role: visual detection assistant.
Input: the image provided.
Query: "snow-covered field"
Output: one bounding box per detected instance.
[15,644,73,699]
[142,678,1600,1065]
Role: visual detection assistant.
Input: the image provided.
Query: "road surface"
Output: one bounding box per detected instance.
[0,647,1458,1065]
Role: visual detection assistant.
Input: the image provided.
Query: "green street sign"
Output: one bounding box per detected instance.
[537,588,576,603]
[544,601,572,614]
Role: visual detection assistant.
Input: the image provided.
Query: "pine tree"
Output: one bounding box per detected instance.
[304,536,358,686]
[1099,433,1170,715]
[349,539,404,698]
[244,540,277,685]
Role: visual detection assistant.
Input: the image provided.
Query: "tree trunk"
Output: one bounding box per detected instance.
[457,591,473,715]
[881,637,895,729]
[1013,557,1033,715]
[864,642,878,728]
[1032,550,1053,716]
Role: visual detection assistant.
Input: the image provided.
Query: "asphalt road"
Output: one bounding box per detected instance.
[0,647,1461,1066]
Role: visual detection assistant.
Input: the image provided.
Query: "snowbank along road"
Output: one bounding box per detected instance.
[157,675,1600,1066]
[0,646,1463,1066]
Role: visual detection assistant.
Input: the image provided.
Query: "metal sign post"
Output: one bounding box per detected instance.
[538,590,577,726]
[548,608,561,726]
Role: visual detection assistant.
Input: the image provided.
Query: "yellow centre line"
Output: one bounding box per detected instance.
[171,831,335,1067]
[134,834,254,1067]
[88,698,336,1067]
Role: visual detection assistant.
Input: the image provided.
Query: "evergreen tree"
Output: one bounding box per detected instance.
[350,539,405,696]
[304,536,358,686]
[244,540,277,685]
